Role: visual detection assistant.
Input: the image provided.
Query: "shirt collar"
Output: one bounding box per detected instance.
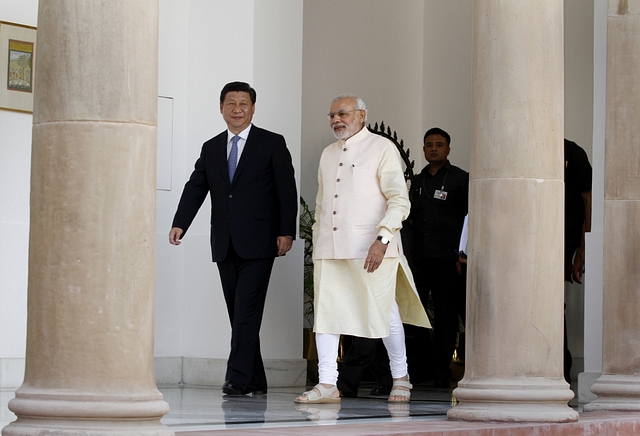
[426,160,453,175]
[341,125,368,145]
[227,124,252,144]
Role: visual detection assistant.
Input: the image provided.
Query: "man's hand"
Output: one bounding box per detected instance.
[571,246,586,284]
[364,240,388,273]
[277,236,293,256]
[169,227,184,245]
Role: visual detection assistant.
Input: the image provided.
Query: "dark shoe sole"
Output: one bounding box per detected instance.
[370,386,392,396]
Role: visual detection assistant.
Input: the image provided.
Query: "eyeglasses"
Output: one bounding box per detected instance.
[327,109,360,120]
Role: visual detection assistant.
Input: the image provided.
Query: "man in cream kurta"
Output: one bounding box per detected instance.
[296,94,429,405]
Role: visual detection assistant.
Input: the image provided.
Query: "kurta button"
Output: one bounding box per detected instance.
[333,227,337,231]
[334,194,338,198]
[228,194,232,198]
[333,211,337,214]
[337,178,340,182]
[339,163,343,166]
[343,148,347,151]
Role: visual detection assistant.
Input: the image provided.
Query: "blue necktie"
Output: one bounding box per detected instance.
[228,135,240,181]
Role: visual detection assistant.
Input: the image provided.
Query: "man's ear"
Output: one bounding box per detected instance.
[358,109,366,124]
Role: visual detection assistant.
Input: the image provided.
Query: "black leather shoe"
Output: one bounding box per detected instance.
[222,381,244,396]
[370,385,392,396]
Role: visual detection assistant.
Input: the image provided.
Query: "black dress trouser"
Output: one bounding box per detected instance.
[338,337,392,397]
[217,241,275,392]
[412,257,461,381]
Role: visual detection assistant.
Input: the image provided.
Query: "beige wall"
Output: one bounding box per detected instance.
[301,0,594,198]
[565,0,595,157]
[301,0,426,203]
[422,0,473,172]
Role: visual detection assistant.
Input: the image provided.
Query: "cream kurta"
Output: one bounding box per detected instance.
[313,127,430,337]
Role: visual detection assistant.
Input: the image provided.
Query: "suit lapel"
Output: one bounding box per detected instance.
[214,132,231,185]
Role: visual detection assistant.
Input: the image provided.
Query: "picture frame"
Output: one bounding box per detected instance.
[0,21,36,113]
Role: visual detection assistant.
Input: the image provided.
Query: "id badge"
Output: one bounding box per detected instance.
[434,189,448,200]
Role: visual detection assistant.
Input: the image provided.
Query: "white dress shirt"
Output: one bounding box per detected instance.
[226,124,252,166]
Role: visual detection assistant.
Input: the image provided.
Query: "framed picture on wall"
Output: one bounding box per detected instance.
[0,21,36,113]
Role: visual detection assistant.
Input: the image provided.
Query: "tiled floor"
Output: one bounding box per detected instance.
[1,381,454,433]
[11,381,638,436]
[161,382,455,433]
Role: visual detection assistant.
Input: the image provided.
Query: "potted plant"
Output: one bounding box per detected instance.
[299,197,318,383]
[300,197,315,326]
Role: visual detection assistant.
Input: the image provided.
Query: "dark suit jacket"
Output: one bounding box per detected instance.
[172,125,297,261]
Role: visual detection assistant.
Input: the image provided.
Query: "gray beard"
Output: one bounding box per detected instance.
[332,124,360,140]
[333,130,347,140]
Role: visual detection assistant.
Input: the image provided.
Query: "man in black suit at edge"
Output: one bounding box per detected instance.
[169,81,298,396]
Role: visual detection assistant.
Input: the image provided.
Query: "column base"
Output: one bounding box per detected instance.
[578,371,600,404]
[448,377,578,422]
[3,388,172,436]
[2,418,173,436]
[584,374,640,412]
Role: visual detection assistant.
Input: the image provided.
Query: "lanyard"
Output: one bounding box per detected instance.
[422,169,449,193]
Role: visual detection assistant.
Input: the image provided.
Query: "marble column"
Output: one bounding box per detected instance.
[584,0,640,413]
[448,1,578,422]
[3,1,171,435]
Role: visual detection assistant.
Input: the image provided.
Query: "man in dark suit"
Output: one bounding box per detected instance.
[169,81,298,396]
[563,138,592,384]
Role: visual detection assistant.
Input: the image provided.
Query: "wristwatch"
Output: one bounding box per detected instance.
[377,236,390,245]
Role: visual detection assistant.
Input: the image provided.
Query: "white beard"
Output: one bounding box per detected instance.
[332,123,359,140]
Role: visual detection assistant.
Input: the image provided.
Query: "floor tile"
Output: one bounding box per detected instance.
[162,382,454,432]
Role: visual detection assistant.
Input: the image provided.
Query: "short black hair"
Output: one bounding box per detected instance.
[423,127,451,146]
[220,81,257,104]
